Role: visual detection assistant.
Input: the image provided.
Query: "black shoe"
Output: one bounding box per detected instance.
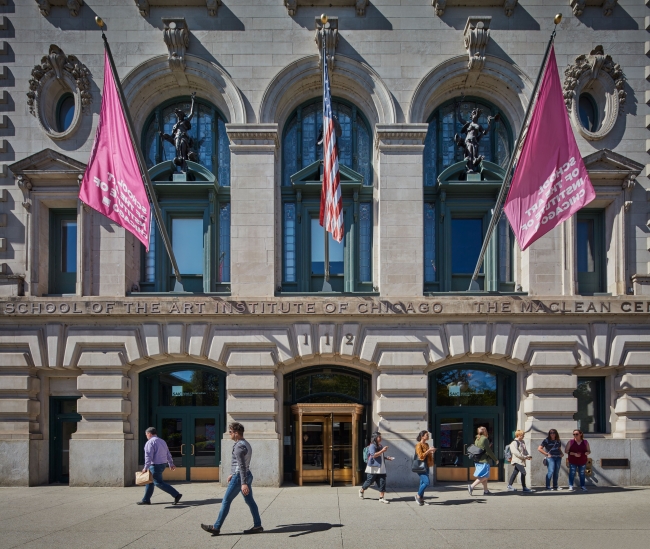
[136,501,151,505]
[201,524,220,536]
[244,526,264,534]
[173,494,182,505]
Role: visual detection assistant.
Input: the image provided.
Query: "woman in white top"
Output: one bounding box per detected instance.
[507,430,533,493]
[358,432,393,504]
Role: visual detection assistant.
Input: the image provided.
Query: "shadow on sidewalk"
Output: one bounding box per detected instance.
[218,523,344,538]
[431,498,486,506]
[163,498,222,508]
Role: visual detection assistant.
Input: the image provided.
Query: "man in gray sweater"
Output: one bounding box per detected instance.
[201,422,263,536]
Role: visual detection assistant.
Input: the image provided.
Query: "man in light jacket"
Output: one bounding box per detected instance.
[201,422,263,536]
[138,426,182,505]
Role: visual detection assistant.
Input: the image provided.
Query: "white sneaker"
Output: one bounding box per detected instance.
[379,497,390,504]
[507,485,517,492]
[358,489,364,499]
[568,486,575,491]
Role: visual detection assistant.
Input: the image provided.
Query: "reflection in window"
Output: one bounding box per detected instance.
[574,378,604,433]
[57,93,75,132]
[295,371,361,401]
[172,218,204,275]
[452,218,483,274]
[61,220,77,273]
[159,369,221,406]
[359,203,372,282]
[311,219,344,275]
[578,94,598,133]
[283,100,372,186]
[435,369,497,406]
[498,215,514,284]
[577,218,595,273]
[218,204,231,283]
[424,203,436,283]
[284,203,296,283]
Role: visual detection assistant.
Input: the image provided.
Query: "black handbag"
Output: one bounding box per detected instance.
[411,453,427,473]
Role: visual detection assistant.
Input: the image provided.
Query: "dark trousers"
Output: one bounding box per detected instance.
[362,473,386,493]
[508,463,527,488]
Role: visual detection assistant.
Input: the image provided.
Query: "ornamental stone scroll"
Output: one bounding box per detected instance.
[26,45,92,141]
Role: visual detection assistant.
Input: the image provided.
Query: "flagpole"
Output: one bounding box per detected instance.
[322,20,330,286]
[95,17,182,285]
[467,14,563,291]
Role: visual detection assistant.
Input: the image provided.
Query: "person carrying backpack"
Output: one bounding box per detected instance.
[467,426,498,496]
[507,430,533,493]
[359,432,393,503]
[414,431,436,506]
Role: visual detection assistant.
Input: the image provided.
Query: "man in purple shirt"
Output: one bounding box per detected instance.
[137,426,183,505]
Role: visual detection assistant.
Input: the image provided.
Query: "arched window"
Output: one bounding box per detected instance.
[142,96,230,186]
[281,98,374,294]
[423,97,516,293]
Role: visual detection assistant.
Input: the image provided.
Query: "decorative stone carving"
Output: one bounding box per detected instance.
[315,16,339,71]
[433,0,517,17]
[26,45,92,140]
[16,175,32,211]
[463,16,491,73]
[571,0,618,16]
[285,1,368,16]
[563,46,626,140]
[162,18,189,73]
[35,0,84,17]
[135,0,220,17]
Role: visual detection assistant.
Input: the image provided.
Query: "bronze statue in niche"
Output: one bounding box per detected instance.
[160,91,198,173]
[454,105,499,174]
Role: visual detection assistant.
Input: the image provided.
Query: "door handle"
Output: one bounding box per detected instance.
[191,444,195,456]
[180,444,185,456]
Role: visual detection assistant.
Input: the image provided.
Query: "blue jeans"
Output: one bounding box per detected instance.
[142,463,180,503]
[569,464,586,488]
[417,468,430,498]
[545,457,562,489]
[214,471,261,530]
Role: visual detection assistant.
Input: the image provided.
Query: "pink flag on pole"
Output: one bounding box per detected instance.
[503,45,595,251]
[79,51,151,250]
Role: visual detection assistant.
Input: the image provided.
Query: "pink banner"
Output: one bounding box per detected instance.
[79,50,151,250]
[503,45,595,251]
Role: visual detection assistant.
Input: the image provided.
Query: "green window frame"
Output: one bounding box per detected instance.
[49,209,78,295]
[574,377,606,434]
[281,97,374,294]
[577,210,605,295]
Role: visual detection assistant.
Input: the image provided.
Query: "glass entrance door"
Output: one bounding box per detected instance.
[331,417,353,484]
[300,416,329,483]
[49,398,81,484]
[435,413,500,482]
[159,411,221,482]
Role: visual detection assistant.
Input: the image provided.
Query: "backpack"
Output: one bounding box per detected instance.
[363,445,370,464]
[466,444,485,463]
[504,444,512,463]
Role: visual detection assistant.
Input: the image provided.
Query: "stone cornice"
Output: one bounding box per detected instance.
[226,123,279,153]
[375,123,429,152]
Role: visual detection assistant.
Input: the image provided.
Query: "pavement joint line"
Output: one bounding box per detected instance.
[336,487,343,549]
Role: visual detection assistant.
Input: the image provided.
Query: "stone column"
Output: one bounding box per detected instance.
[375,124,428,297]
[226,124,278,298]
[375,351,428,487]
[523,355,577,487]
[69,352,134,486]
[223,351,280,486]
[613,369,650,439]
[0,367,41,486]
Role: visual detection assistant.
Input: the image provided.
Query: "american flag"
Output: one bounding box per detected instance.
[319,50,343,242]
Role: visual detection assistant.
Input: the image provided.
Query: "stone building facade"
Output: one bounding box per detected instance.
[0,0,649,488]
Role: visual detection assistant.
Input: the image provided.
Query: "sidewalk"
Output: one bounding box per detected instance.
[0,483,647,549]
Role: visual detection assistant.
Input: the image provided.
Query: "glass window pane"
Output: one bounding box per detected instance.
[294,372,360,400]
[311,219,344,275]
[424,203,436,282]
[144,214,156,283]
[217,117,230,186]
[60,399,77,414]
[356,114,371,185]
[436,369,497,406]
[438,418,464,468]
[283,120,298,187]
[160,418,184,467]
[332,421,352,470]
[579,94,598,132]
[577,219,595,273]
[58,94,75,133]
[172,218,204,275]
[284,203,296,282]
[61,421,77,476]
[423,118,437,186]
[574,379,602,433]
[359,203,372,282]
[61,220,77,273]
[498,215,513,283]
[302,107,319,168]
[159,369,221,407]
[218,203,231,283]
[302,422,324,470]
[194,418,216,467]
[451,218,482,274]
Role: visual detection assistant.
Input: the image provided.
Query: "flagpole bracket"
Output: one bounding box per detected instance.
[315,16,338,72]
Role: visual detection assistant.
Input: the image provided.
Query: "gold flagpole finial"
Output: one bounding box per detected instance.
[554,13,562,25]
[320,13,328,24]
[95,16,105,29]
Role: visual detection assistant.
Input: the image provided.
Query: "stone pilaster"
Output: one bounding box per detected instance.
[223,350,280,486]
[0,368,42,486]
[613,369,650,439]
[69,352,134,486]
[226,124,278,298]
[376,124,428,297]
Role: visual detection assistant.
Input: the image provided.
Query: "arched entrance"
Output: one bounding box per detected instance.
[283,366,371,486]
[429,364,516,482]
[139,364,226,481]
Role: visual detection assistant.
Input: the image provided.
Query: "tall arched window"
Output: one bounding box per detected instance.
[142,96,230,186]
[281,98,374,293]
[423,97,516,293]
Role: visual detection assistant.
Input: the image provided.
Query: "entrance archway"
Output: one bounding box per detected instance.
[283,366,372,486]
[139,364,226,481]
[429,364,516,482]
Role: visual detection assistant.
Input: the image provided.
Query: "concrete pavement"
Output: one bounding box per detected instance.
[0,483,647,549]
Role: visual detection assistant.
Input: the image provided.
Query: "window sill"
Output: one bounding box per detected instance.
[276,291,380,297]
[424,291,528,297]
[127,292,232,297]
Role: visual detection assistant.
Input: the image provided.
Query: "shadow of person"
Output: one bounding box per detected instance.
[164,498,222,508]
[432,498,486,506]
[219,523,343,538]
